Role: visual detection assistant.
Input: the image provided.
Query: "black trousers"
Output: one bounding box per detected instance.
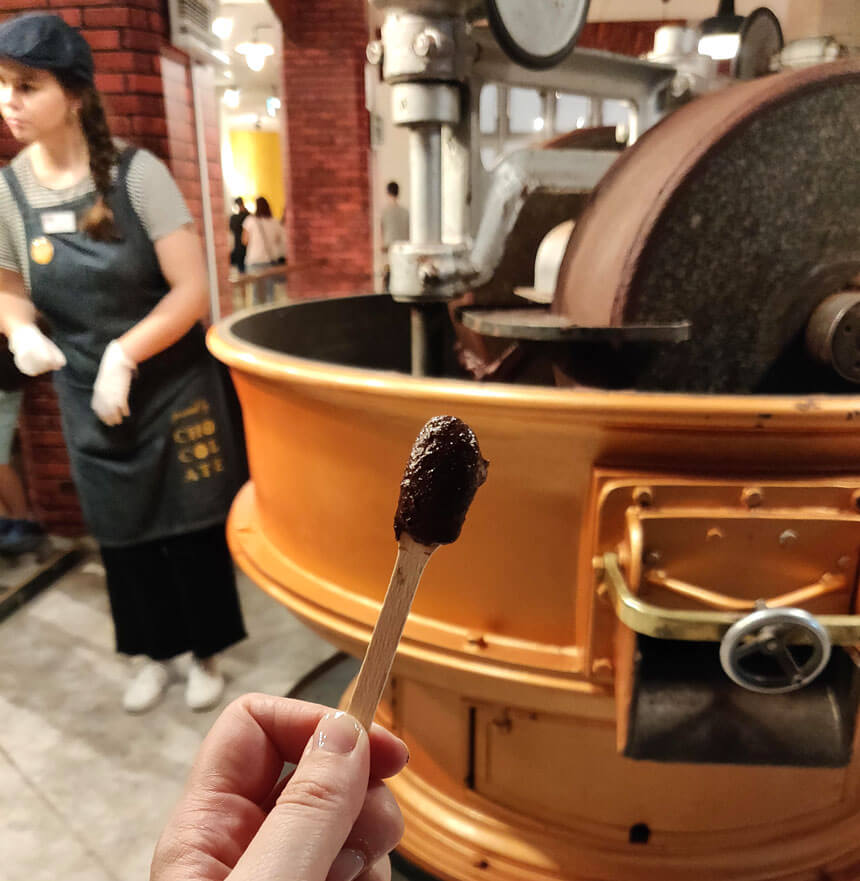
[101,523,247,661]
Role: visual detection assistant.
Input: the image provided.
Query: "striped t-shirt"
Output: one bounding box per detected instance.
[0,142,192,291]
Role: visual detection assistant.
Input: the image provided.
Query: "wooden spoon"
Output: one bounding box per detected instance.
[347,416,488,730]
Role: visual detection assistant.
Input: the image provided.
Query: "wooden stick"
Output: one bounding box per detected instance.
[347,533,437,730]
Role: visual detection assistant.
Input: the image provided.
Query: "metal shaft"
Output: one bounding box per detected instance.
[410,126,442,244]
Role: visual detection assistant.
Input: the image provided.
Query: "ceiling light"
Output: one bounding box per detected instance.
[222,89,240,109]
[699,32,741,60]
[698,0,744,60]
[212,17,233,40]
[266,96,281,117]
[236,38,275,72]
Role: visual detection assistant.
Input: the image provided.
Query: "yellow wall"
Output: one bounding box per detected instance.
[228,130,285,221]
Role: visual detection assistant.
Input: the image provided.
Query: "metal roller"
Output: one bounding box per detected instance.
[553,60,860,393]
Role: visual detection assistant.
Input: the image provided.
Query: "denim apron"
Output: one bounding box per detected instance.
[2,148,242,546]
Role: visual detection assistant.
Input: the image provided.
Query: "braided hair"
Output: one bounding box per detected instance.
[76,86,120,241]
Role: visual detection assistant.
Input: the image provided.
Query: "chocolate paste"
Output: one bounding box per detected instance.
[394,415,488,546]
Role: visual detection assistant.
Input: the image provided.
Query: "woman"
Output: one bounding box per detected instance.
[242,196,285,304]
[0,13,246,713]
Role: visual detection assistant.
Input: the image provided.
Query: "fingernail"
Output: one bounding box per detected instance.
[326,848,366,881]
[313,711,361,754]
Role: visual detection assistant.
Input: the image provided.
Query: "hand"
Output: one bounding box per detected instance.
[7,324,66,376]
[150,694,409,881]
[91,340,136,426]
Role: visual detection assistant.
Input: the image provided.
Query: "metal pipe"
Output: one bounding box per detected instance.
[410,305,431,376]
[409,301,449,377]
[191,63,220,322]
[441,118,470,243]
[410,126,442,244]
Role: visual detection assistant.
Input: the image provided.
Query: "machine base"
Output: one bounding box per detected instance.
[286,653,860,881]
[287,653,443,881]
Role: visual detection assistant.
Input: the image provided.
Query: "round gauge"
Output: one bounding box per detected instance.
[733,7,783,79]
[486,0,590,70]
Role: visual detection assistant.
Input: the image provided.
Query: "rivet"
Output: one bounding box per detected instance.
[592,657,614,675]
[742,487,764,508]
[466,632,488,650]
[643,549,662,565]
[706,527,724,542]
[632,486,654,507]
[491,715,512,733]
[837,555,853,570]
[778,529,798,547]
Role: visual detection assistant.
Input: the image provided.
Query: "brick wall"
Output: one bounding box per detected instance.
[277,0,373,297]
[0,0,230,535]
[578,20,684,56]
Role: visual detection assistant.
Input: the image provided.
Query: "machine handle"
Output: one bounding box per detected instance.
[642,567,846,612]
[597,552,859,645]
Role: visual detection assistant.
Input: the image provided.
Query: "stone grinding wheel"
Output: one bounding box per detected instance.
[552,60,860,393]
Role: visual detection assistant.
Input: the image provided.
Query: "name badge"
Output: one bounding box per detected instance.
[40,211,77,234]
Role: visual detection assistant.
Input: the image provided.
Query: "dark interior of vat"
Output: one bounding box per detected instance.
[229,295,860,394]
[231,296,466,378]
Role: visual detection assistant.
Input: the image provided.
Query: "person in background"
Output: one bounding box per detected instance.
[242,195,286,305]
[0,386,44,555]
[0,13,246,713]
[228,195,248,276]
[151,696,408,881]
[380,180,409,293]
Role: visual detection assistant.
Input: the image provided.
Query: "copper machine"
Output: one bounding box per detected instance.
[209,2,860,878]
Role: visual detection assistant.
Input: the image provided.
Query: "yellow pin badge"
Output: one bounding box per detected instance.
[30,236,54,265]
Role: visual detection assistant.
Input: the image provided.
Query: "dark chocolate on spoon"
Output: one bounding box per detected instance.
[394,415,488,546]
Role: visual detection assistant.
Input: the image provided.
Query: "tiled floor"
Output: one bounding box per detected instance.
[0,549,338,881]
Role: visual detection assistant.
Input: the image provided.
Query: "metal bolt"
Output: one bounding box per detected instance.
[741,487,764,508]
[413,29,441,58]
[466,632,488,650]
[778,529,798,547]
[418,263,438,282]
[643,549,662,566]
[592,657,614,676]
[365,40,383,65]
[837,555,853,570]
[632,486,654,507]
[491,714,512,733]
[706,527,724,542]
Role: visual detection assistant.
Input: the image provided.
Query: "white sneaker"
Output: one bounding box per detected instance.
[123,661,171,713]
[185,657,225,711]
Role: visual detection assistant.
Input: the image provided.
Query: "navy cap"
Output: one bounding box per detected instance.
[0,13,94,86]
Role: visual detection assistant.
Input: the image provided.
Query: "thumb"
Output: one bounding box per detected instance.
[230,711,369,881]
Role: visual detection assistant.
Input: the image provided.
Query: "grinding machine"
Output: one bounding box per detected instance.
[208,2,860,878]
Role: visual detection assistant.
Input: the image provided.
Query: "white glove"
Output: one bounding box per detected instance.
[7,324,66,376]
[91,340,136,426]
